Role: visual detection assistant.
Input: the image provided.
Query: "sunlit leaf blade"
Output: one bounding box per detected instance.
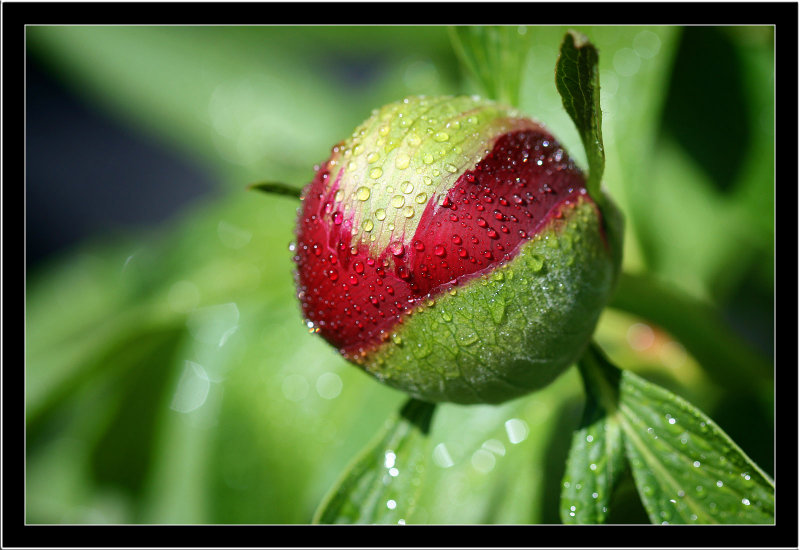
[555,30,604,201]
[619,369,774,524]
[448,26,531,107]
[578,343,774,525]
[313,399,436,524]
[560,369,625,524]
[410,368,585,524]
[576,345,772,525]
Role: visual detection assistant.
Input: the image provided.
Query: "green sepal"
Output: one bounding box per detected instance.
[361,197,620,404]
[247,181,302,199]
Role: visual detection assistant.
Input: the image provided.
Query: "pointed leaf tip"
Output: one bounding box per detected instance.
[247,181,302,199]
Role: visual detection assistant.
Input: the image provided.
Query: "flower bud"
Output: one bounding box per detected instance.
[293,95,622,404]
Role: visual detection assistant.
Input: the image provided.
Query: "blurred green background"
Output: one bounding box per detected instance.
[25,26,774,524]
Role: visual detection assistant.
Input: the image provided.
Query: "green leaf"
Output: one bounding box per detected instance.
[313,398,436,524]
[579,343,774,525]
[620,369,774,524]
[555,30,604,200]
[448,26,531,107]
[246,181,302,199]
[410,367,586,524]
[560,362,626,524]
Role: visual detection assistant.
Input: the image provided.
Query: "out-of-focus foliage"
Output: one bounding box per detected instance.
[25,26,773,524]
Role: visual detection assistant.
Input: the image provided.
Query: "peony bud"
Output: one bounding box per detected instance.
[293,95,622,404]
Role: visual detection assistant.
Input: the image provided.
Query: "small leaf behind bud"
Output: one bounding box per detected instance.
[556,30,605,203]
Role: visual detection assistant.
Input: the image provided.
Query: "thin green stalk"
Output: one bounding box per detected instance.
[610,271,773,395]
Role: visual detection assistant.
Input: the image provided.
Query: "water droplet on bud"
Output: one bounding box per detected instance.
[395,153,411,170]
[389,241,405,257]
[356,186,371,201]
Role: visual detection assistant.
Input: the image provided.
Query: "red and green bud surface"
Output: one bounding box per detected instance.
[293,95,622,404]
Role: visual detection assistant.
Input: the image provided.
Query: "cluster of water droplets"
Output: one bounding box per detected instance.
[293,96,587,359]
[626,405,770,524]
[327,97,499,251]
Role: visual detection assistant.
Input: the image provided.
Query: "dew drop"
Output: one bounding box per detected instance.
[391,195,405,208]
[356,186,371,201]
[395,153,411,170]
[389,241,405,256]
[415,192,428,204]
[375,208,387,221]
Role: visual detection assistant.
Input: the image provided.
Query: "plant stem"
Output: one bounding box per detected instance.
[609,271,773,396]
[578,341,621,415]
